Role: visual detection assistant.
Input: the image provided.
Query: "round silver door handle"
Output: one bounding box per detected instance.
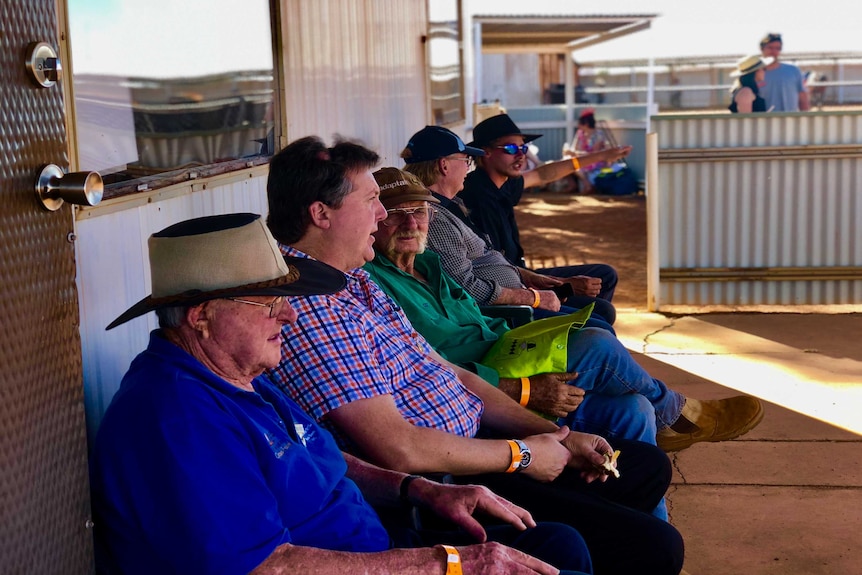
[35,164,103,212]
[26,42,62,88]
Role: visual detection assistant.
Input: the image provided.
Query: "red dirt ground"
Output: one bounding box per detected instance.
[515,192,648,310]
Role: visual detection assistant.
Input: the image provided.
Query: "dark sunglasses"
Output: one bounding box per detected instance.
[495,144,530,156]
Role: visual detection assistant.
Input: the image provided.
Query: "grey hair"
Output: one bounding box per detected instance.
[155,305,191,329]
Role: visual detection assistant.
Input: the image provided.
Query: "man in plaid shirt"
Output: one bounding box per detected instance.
[263,135,685,575]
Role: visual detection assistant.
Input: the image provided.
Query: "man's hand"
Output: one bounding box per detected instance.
[603,145,632,163]
[560,431,615,483]
[521,426,571,482]
[456,542,561,575]
[519,268,562,290]
[526,373,584,419]
[566,275,602,298]
[411,481,536,542]
[536,290,561,312]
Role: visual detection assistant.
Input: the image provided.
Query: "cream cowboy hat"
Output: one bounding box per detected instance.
[730,55,774,77]
[106,213,345,329]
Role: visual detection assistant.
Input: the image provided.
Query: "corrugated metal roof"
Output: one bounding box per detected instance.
[472,13,657,54]
[581,51,862,69]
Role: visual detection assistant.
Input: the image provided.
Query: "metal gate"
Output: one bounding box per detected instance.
[0,0,93,573]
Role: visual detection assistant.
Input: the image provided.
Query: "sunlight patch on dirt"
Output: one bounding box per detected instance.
[519,196,642,218]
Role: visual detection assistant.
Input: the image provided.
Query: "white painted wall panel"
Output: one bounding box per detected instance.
[77,174,269,439]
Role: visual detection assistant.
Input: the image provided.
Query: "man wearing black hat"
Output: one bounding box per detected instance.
[91,213,595,575]
[402,123,616,326]
[456,114,630,323]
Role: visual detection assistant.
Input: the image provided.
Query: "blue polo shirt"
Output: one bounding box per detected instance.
[91,331,389,575]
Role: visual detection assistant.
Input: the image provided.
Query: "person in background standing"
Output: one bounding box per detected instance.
[759,32,810,112]
[728,55,771,114]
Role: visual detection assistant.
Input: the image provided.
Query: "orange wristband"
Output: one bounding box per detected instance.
[505,439,522,473]
[519,377,530,407]
[440,545,463,575]
[571,156,581,171]
[527,287,541,308]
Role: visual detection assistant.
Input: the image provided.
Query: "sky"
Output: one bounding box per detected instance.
[470,0,862,61]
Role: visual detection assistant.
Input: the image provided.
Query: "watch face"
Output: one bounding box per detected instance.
[519,448,532,469]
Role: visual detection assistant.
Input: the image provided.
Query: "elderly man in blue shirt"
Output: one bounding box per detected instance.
[90,212,594,575]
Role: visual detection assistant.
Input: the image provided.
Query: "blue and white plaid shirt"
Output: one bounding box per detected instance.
[267,246,484,450]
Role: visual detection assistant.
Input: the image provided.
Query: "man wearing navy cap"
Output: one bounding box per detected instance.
[402,123,618,326]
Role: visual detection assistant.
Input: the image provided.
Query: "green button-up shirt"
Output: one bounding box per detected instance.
[364,250,508,386]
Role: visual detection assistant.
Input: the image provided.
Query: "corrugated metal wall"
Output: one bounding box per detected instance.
[652,111,862,307]
[281,0,428,165]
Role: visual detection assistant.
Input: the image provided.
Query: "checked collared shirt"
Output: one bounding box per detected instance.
[427,191,524,305]
[267,245,484,450]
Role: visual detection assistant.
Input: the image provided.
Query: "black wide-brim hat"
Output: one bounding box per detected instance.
[467,113,542,148]
[106,213,345,330]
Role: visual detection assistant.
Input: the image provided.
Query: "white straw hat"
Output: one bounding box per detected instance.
[731,55,773,77]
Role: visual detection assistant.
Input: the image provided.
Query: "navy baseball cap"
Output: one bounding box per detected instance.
[402,126,485,164]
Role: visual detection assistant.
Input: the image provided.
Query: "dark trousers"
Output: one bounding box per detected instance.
[383,514,592,574]
[457,438,684,575]
[536,263,618,325]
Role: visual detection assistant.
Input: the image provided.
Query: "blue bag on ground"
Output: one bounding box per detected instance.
[593,164,639,196]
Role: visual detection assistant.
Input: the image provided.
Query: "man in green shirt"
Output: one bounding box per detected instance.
[364,167,764,455]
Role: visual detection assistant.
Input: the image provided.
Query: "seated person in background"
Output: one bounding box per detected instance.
[365,167,766,456]
[91,213,593,575]
[402,123,619,325]
[264,135,685,575]
[561,108,610,194]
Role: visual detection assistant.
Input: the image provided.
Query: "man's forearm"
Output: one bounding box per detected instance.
[492,286,535,306]
[343,451,409,508]
[799,90,811,111]
[450,364,559,437]
[252,543,446,575]
[327,393,517,476]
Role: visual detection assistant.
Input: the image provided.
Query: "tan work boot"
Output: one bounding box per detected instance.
[657,396,764,452]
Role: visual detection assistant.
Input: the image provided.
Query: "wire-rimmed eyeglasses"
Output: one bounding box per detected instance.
[382,205,435,227]
[449,156,474,168]
[226,296,286,318]
[495,144,530,156]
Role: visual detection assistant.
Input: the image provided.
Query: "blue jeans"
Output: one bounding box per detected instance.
[536,263,618,324]
[533,305,616,336]
[560,327,684,431]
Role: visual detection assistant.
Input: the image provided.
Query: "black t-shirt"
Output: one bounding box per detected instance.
[460,168,525,266]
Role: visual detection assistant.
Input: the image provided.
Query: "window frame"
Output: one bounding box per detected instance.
[61,0,283,202]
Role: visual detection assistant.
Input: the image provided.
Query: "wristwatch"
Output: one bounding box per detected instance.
[513,439,532,471]
[505,439,533,473]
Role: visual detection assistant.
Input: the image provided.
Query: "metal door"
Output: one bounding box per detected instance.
[0,0,93,573]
